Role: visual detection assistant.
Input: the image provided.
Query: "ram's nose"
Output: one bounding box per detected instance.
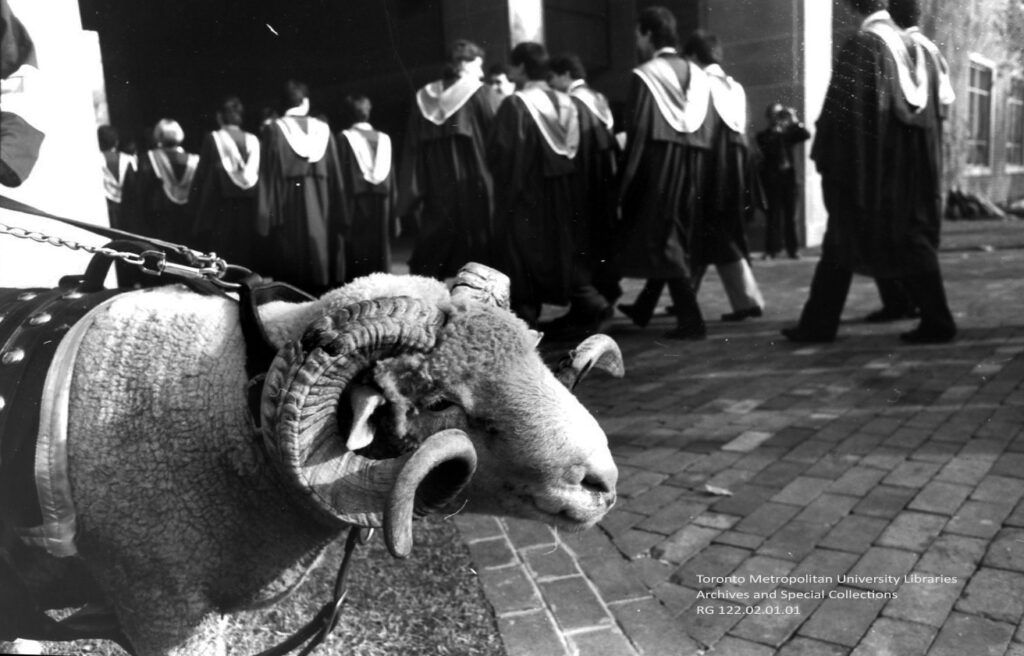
[578,450,618,506]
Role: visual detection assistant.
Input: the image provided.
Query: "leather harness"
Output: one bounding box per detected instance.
[0,195,360,655]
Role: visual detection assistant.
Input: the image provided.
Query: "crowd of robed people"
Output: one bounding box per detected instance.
[98,0,956,344]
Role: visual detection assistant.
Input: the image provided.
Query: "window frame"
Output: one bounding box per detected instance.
[965,53,996,175]
[1007,74,1024,173]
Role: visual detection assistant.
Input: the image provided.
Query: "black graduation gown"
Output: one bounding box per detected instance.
[569,85,619,269]
[337,127,394,281]
[400,82,497,279]
[257,116,347,294]
[488,90,577,309]
[617,54,714,279]
[190,130,260,270]
[811,20,941,279]
[122,147,198,246]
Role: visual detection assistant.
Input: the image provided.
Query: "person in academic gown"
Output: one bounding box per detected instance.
[864,0,956,324]
[190,96,260,270]
[97,125,136,231]
[0,0,44,188]
[615,6,711,339]
[782,0,956,344]
[549,52,621,326]
[487,41,580,325]
[399,40,499,280]
[257,80,347,295]
[122,118,199,245]
[337,93,395,280]
[683,30,766,322]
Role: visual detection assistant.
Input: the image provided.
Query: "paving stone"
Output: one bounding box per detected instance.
[936,456,995,486]
[971,474,1024,504]
[883,571,965,627]
[1007,499,1024,528]
[776,637,850,656]
[679,601,746,649]
[782,438,835,464]
[945,500,1014,538]
[630,557,673,590]
[729,595,823,647]
[859,449,909,471]
[757,520,833,561]
[820,515,889,554]
[650,525,719,564]
[797,587,886,647]
[692,512,741,531]
[609,596,702,656]
[734,502,802,536]
[881,460,942,488]
[566,627,638,656]
[907,481,973,515]
[794,493,860,526]
[670,544,751,588]
[852,485,917,519]
[576,556,649,603]
[713,530,766,550]
[479,565,543,614]
[522,544,579,580]
[955,567,1024,623]
[990,453,1024,479]
[926,612,1013,656]
[712,484,777,517]
[849,617,936,656]
[561,527,621,561]
[705,468,757,491]
[687,450,744,475]
[617,470,669,499]
[829,467,888,496]
[875,512,946,552]
[454,514,504,541]
[983,528,1024,571]
[910,439,961,463]
[612,529,665,559]
[802,454,860,480]
[621,485,687,515]
[600,508,646,538]
[498,610,569,656]
[635,499,708,535]
[772,476,834,506]
[884,427,932,450]
[651,581,698,617]
[723,430,774,452]
[503,518,557,549]
[538,576,612,631]
[916,534,988,578]
[845,547,917,592]
[750,460,811,489]
[787,549,860,593]
[468,537,517,569]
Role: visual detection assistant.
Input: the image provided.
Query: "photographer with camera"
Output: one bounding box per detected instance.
[756,103,810,260]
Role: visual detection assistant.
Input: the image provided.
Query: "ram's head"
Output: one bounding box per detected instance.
[259,265,622,557]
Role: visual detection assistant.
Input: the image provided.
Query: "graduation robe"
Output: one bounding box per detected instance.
[692,64,757,268]
[190,128,260,269]
[257,115,347,293]
[617,52,714,279]
[811,11,941,278]
[567,80,619,270]
[338,123,395,280]
[488,82,580,309]
[400,75,498,278]
[0,0,44,188]
[122,147,199,245]
[101,150,136,231]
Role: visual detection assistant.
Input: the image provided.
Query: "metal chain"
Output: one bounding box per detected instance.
[0,220,234,285]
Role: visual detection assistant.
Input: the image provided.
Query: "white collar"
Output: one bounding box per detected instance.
[342,128,392,185]
[350,122,373,131]
[861,9,892,29]
[284,98,310,117]
[653,47,678,57]
[213,129,260,190]
[514,85,580,159]
[568,79,586,93]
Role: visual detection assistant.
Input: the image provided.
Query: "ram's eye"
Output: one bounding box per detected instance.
[425,398,455,412]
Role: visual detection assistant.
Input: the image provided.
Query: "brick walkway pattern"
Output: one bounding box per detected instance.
[457,220,1024,656]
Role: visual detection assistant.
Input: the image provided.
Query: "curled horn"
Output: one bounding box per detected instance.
[261,297,476,539]
[450,262,511,309]
[553,334,625,391]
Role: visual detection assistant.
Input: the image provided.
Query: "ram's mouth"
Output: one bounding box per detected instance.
[528,494,609,531]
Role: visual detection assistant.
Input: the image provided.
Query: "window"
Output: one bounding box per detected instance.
[1008,77,1024,168]
[967,57,994,168]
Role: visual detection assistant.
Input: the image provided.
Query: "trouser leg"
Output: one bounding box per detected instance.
[717,259,765,311]
[567,255,610,322]
[875,278,916,314]
[630,278,666,325]
[783,179,800,256]
[667,276,706,334]
[796,259,853,338]
[903,270,957,337]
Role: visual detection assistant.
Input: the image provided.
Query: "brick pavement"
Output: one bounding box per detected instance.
[457,220,1024,655]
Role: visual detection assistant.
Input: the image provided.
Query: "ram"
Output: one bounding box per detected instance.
[0,265,622,655]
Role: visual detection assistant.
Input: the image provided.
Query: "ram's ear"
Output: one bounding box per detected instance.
[348,384,386,451]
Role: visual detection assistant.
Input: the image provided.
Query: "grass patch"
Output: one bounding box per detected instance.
[22,516,504,655]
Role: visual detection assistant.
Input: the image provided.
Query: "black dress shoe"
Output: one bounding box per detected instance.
[664,325,707,340]
[721,307,764,322]
[899,326,956,344]
[864,307,921,323]
[780,326,834,343]
[617,303,650,328]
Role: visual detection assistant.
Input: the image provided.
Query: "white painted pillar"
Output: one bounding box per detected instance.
[508,0,545,45]
[801,0,833,246]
